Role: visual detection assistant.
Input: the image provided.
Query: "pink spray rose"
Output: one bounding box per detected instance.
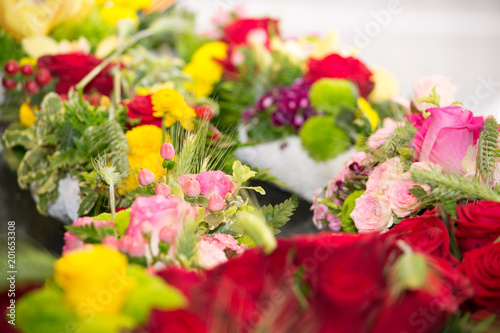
[413,75,457,111]
[350,191,394,233]
[414,106,483,174]
[196,170,235,198]
[201,234,245,256]
[387,178,430,218]
[63,217,113,254]
[197,239,228,269]
[367,118,403,149]
[365,157,405,195]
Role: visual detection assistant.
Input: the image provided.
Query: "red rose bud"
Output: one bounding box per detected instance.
[89,95,100,106]
[160,142,175,160]
[155,183,171,197]
[2,76,17,90]
[20,64,33,76]
[35,68,51,86]
[25,80,39,94]
[4,60,19,75]
[138,168,155,186]
[208,194,225,212]
[159,225,176,243]
[183,179,201,197]
[194,105,214,121]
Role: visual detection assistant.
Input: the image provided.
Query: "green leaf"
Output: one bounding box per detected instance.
[416,86,441,109]
[389,250,429,299]
[239,212,277,254]
[114,209,131,236]
[476,117,500,186]
[122,265,187,325]
[340,190,364,233]
[64,224,117,243]
[176,218,198,267]
[232,160,257,184]
[211,221,245,237]
[204,212,226,227]
[242,186,266,195]
[408,185,429,202]
[260,195,298,234]
[2,128,36,149]
[78,191,100,216]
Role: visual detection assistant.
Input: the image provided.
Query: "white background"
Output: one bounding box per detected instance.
[178,0,500,116]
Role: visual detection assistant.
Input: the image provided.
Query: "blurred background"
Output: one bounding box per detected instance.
[179,0,500,115]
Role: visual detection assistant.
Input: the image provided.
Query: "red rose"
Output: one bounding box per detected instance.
[460,242,500,313]
[221,18,279,48]
[37,52,114,96]
[125,94,161,127]
[372,255,474,333]
[304,54,374,97]
[385,210,457,262]
[155,266,204,298]
[146,309,207,333]
[292,233,392,333]
[454,200,500,253]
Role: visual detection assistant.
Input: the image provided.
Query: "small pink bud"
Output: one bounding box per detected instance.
[155,183,171,196]
[146,266,156,275]
[138,168,155,186]
[119,235,132,253]
[141,221,153,235]
[167,194,181,202]
[128,237,145,258]
[160,142,176,160]
[208,194,225,212]
[159,225,176,243]
[183,179,201,197]
[103,236,120,249]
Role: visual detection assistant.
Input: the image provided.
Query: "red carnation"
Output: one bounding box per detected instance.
[221,18,279,48]
[37,52,114,96]
[304,53,374,97]
[125,94,161,127]
[454,200,500,253]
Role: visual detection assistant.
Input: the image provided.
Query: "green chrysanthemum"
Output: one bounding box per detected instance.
[299,116,351,161]
[309,78,358,116]
[341,190,365,233]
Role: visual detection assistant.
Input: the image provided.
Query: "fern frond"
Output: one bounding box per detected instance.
[476,117,500,186]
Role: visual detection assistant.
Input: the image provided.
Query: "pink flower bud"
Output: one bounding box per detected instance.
[159,225,176,243]
[160,142,176,160]
[141,221,153,235]
[128,237,145,258]
[102,236,119,249]
[138,168,155,186]
[119,235,132,253]
[167,194,181,202]
[208,194,225,212]
[183,179,201,197]
[155,183,171,196]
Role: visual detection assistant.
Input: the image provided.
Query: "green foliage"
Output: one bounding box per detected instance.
[442,312,497,333]
[299,116,351,161]
[340,190,364,233]
[239,212,277,254]
[232,160,257,184]
[309,78,358,116]
[260,195,298,234]
[374,124,416,163]
[176,218,198,267]
[65,223,117,244]
[417,86,441,109]
[389,249,429,299]
[476,117,500,185]
[0,29,25,64]
[122,265,187,324]
[92,208,131,236]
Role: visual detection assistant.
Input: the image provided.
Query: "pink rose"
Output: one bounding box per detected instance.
[126,195,197,256]
[312,203,329,229]
[367,118,403,149]
[196,171,235,198]
[388,177,430,218]
[197,239,228,269]
[350,192,393,233]
[414,106,484,174]
[366,157,405,195]
[202,234,245,256]
[413,75,457,111]
[62,217,113,254]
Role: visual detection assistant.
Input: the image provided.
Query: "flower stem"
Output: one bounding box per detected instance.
[110,183,116,221]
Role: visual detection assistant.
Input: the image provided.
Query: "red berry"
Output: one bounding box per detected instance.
[160,142,175,160]
[35,68,51,86]
[138,168,155,186]
[20,64,33,76]
[4,60,19,75]
[89,95,100,105]
[208,194,225,212]
[25,80,39,94]
[2,76,17,90]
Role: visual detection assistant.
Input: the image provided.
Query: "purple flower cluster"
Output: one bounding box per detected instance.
[242,79,316,130]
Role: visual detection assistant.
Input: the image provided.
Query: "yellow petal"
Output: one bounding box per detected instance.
[358,97,380,131]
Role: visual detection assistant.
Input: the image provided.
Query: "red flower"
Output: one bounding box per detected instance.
[125,94,161,127]
[146,309,207,333]
[460,242,500,313]
[372,255,474,333]
[155,266,204,298]
[454,200,500,253]
[221,18,279,48]
[385,210,457,262]
[304,54,374,97]
[37,52,114,96]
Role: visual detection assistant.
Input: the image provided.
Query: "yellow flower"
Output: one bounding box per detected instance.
[19,101,37,127]
[368,67,399,103]
[136,82,175,96]
[54,245,134,314]
[183,41,227,98]
[151,88,196,130]
[357,97,380,131]
[99,5,138,26]
[125,125,164,190]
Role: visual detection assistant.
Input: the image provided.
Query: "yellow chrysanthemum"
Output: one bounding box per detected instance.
[99,6,138,26]
[125,125,165,190]
[136,82,175,96]
[368,67,399,103]
[19,101,37,127]
[151,88,196,130]
[183,41,227,98]
[54,245,134,314]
